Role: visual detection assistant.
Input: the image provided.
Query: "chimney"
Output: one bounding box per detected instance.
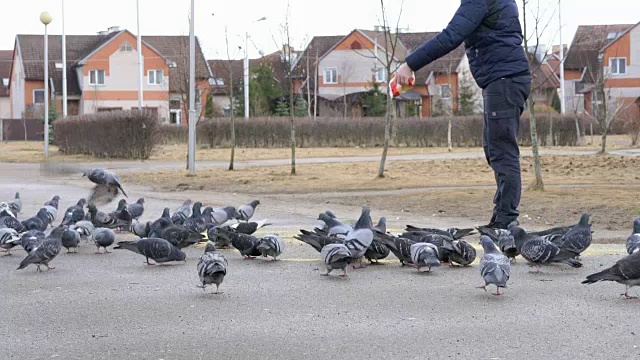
[107,26,120,34]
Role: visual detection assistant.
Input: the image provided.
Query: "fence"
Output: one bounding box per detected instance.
[0,119,44,141]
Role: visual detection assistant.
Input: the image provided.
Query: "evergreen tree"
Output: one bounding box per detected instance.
[456,72,478,116]
[363,81,386,117]
[204,94,215,118]
[550,90,561,113]
[274,97,290,116]
[294,97,307,117]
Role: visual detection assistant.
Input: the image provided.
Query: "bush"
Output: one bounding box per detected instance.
[54,110,159,159]
[188,114,588,149]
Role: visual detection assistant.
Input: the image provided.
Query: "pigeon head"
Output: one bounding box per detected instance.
[202,207,214,216]
[325,210,337,219]
[77,198,87,207]
[318,213,341,228]
[176,250,187,262]
[49,225,66,239]
[137,198,145,205]
[161,208,170,218]
[634,218,640,234]
[375,217,387,233]
[204,242,216,253]
[223,206,236,218]
[87,203,98,214]
[353,206,372,230]
[193,202,203,212]
[183,199,192,206]
[579,213,591,227]
[480,235,499,253]
[14,192,20,199]
[249,200,261,209]
[117,199,127,210]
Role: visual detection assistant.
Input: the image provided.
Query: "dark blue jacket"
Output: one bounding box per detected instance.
[405,0,529,89]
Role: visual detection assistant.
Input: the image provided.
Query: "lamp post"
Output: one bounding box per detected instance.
[61,0,67,118]
[187,0,196,174]
[244,16,267,119]
[558,0,565,114]
[136,0,144,110]
[40,11,52,158]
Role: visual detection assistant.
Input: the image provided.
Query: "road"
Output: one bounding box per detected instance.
[2,161,640,359]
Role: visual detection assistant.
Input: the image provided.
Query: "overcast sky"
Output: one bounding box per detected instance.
[0,0,637,62]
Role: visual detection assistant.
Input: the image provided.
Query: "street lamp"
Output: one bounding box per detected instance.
[40,11,52,158]
[244,16,267,119]
[61,0,67,118]
[558,0,565,114]
[187,0,196,174]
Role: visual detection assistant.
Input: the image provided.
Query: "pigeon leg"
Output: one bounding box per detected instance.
[622,286,638,300]
[476,285,487,292]
[340,268,348,277]
[243,256,256,260]
[494,286,503,296]
[2,251,11,257]
[104,248,111,254]
[45,263,55,270]
[145,258,156,265]
[36,265,42,272]
[95,247,102,255]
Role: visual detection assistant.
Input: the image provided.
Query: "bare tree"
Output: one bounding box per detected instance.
[223,26,237,170]
[376,0,405,178]
[339,61,355,118]
[521,0,558,191]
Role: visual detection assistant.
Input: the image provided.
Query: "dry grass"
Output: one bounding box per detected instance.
[0,142,95,163]
[122,154,640,194]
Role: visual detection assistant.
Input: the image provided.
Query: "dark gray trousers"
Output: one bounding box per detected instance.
[482,75,531,225]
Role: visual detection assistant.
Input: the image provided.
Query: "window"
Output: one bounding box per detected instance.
[148,70,163,85]
[33,89,45,104]
[323,68,337,84]
[607,32,619,40]
[1,78,8,87]
[375,68,387,83]
[120,42,133,52]
[610,58,626,75]
[440,84,451,99]
[89,70,105,85]
[55,63,63,69]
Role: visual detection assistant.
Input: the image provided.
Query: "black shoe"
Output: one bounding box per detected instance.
[478,221,512,230]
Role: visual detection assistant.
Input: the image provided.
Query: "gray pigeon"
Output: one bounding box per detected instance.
[0,214,26,233]
[71,220,95,239]
[343,207,374,267]
[210,206,236,225]
[83,168,127,198]
[317,213,352,235]
[321,243,353,277]
[441,238,477,266]
[9,192,21,216]
[583,251,640,299]
[43,195,60,224]
[87,203,129,229]
[61,227,81,253]
[410,243,440,272]
[216,227,261,258]
[17,226,65,272]
[21,230,46,253]
[229,219,272,235]
[511,225,582,270]
[626,218,640,255]
[554,213,592,257]
[61,198,87,226]
[366,219,391,264]
[0,202,15,218]
[133,221,152,238]
[256,234,284,261]
[127,198,145,222]
[375,233,415,266]
[0,228,21,255]
[171,200,192,225]
[92,228,116,254]
[21,208,51,232]
[478,236,511,295]
[235,200,260,222]
[197,242,228,294]
[477,226,518,260]
[114,238,187,265]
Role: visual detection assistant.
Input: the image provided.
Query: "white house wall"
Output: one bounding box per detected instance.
[10,46,25,118]
[83,99,169,121]
[0,98,10,118]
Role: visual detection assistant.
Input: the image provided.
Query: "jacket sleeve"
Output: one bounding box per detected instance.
[405,0,488,71]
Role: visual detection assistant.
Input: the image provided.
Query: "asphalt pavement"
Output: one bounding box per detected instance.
[2,162,640,359]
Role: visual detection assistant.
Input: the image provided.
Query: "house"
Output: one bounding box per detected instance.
[564,23,640,118]
[10,26,212,124]
[291,29,482,118]
[529,55,561,109]
[0,50,12,118]
[208,46,302,116]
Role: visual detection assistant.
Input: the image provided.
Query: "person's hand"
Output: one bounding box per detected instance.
[394,63,414,86]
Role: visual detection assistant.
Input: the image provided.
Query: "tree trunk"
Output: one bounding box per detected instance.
[600,126,608,154]
[575,118,581,145]
[306,53,311,118]
[377,94,393,178]
[447,117,453,151]
[548,112,553,146]
[527,98,544,190]
[343,94,348,118]
[228,116,236,170]
[290,82,296,175]
[590,122,594,145]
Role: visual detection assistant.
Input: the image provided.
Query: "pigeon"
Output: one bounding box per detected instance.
[317,213,352,235]
[21,230,46,253]
[197,242,228,294]
[21,208,51,232]
[83,168,128,198]
[321,244,353,277]
[235,200,260,222]
[583,251,640,299]
[127,198,145,222]
[216,227,262,259]
[511,225,582,270]
[17,226,65,272]
[340,207,374,267]
[71,220,95,239]
[477,226,518,260]
[554,213,592,257]
[294,229,342,252]
[182,202,206,233]
[229,219,272,235]
[61,198,87,226]
[375,232,415,266]
[626,218,640,255]
[410,243,441,272]
[0,228,21,256]
[171,200,192,225]
[365,217,391,263]
[256,234,284,261]
[478,236,511,295]
[210,206,236,225]
[92,228,116,254]
[61,227,81,253]
[206,225,229,248]
[0,215,26,233]
[115,238,186,265]
[0,202,15,218]
[440,238,477,266]
[155,225,203,249]
[43,195,60,224]
[132,221,152,238]
[8,192,21,216]
[404,224,475,240]
[151,208,173,235]
[87,203,129,229]
[112,199,133,224]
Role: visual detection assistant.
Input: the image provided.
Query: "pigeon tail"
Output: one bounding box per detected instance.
[582,268,619,284]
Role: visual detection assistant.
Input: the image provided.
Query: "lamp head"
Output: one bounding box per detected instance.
[40,11,53,25]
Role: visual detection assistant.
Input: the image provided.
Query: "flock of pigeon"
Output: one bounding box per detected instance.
[2,168,640,299]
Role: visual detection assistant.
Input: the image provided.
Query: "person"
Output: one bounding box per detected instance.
[394,0,531,229]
